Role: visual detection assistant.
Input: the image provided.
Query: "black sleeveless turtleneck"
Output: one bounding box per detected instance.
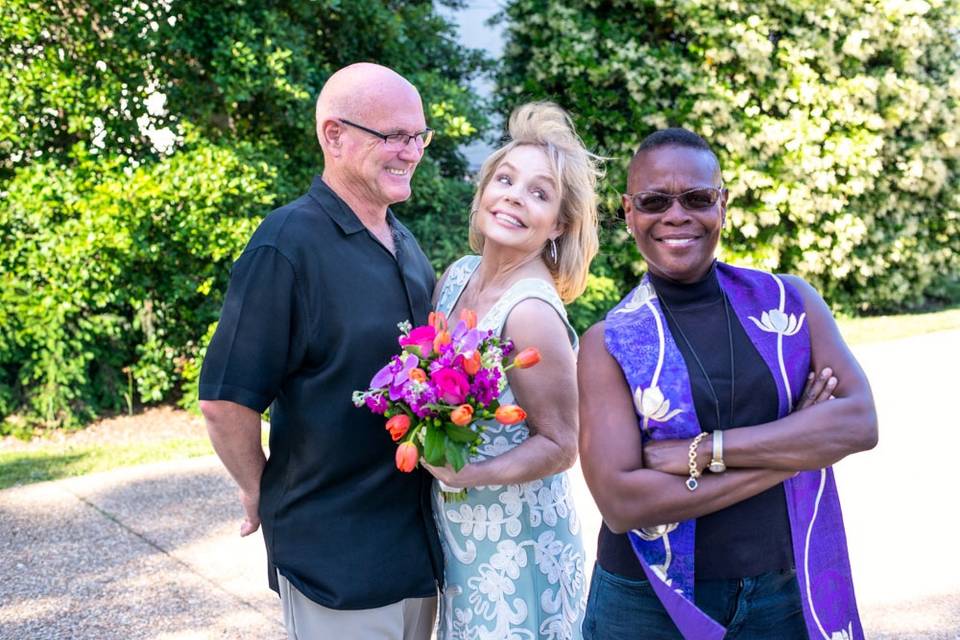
[597,263,794,580]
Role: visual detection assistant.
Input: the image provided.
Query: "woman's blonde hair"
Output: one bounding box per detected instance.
[468,102,602,303]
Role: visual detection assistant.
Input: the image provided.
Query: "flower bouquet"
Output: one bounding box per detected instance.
[353,309,540,501]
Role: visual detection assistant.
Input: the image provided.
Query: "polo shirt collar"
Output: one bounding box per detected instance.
[309,176,407,239]
[310,176,365,235]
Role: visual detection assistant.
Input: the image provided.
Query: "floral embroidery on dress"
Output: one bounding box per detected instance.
[434,255,586,640]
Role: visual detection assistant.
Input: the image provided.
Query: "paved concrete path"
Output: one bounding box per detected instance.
[0,457,284,639]
[1,330,957,639]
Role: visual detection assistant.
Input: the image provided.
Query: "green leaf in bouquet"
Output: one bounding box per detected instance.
[445,437,467,472]
[423,425,448,466]
[402,344,423,358]
[445,422,479,444]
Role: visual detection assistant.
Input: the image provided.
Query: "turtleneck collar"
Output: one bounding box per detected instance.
[648,261,722,308]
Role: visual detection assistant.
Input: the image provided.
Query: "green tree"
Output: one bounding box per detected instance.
[1,0,488,432]
[496,0,960,328]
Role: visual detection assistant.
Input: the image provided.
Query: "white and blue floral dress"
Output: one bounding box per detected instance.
[432,255,587,640]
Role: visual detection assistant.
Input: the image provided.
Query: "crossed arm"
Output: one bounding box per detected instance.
[578,276,878,533]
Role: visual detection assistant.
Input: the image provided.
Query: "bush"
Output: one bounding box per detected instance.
[1,1,488,432]
[1,139,274,429]
[496,0,960,327]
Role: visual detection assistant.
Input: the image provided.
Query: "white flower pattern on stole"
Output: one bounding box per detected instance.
[633,385,682,422]
[635,523,679,541]
[613,281,657,315]
[829,623,853,640]
[633,523,680,587]
[748,308,805,336]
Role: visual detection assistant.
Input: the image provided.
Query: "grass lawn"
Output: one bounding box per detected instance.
[0,406,271,490]
[0,437,214,490]
[838,305,960,345]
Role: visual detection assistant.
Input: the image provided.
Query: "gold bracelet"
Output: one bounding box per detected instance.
[686,432,709,491]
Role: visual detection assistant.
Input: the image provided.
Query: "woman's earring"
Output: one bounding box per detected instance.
[549,238,558,264]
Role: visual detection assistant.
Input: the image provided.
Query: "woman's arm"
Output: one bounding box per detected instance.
[643,276,878,475]
[425,298,579,488]
[578,322,795,534]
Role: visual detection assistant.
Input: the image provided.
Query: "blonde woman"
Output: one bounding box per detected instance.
[424,102,602,639]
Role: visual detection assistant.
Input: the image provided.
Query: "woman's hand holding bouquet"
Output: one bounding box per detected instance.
[353,310,540,500]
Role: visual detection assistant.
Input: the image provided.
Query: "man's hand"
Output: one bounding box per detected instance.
[239,489,261,537]
[200,400,267,538]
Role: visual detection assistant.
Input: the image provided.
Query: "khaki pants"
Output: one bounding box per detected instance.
[277,572,437,640]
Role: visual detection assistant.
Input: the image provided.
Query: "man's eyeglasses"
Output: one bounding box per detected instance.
[626,187,725,214]
[339,118,434,151]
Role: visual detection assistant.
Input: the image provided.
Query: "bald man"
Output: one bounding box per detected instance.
[199,63,441,639]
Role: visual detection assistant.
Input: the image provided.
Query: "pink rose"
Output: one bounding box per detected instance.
[430,367,470,405]
[399,326,436,357]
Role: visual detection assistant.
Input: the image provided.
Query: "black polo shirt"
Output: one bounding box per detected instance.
[199,176,442,609]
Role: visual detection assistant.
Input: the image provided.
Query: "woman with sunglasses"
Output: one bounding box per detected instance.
[577,128,877,639]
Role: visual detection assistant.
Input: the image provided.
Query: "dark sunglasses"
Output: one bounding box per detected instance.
[626,187,725,214]
[339,118,434,150]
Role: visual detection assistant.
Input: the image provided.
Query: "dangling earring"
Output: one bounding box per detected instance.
[549,238,558,264]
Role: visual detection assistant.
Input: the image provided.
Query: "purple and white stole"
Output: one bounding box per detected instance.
[604,262,862,640]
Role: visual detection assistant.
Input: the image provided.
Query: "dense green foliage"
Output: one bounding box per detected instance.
[497,0,960,326]
[6,0,960,433]
[1,0,487,432]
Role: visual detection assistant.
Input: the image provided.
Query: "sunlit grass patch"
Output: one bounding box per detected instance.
[838,306,960,346]
[0,437,214,490]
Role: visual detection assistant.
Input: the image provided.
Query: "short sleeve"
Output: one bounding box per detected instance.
[199,246,308,413]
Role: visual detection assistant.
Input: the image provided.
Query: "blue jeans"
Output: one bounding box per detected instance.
[582,563,807,639]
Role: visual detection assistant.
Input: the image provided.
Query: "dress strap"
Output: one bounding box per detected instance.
[436,255,481,317]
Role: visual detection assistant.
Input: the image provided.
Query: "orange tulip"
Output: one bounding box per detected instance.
[495,404,527,425]
[409,368,427,383]
[433,330,452,353]
[513,347,541,369]
[429,311,448,332]
[385,414,411,441]
[462,350,482,376]
[450,404,474,426]
[460,309,478,330]
[395,441,419,472]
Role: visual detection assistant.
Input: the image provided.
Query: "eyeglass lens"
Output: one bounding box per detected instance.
[385,130,433,149]
[633,188,721,213]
